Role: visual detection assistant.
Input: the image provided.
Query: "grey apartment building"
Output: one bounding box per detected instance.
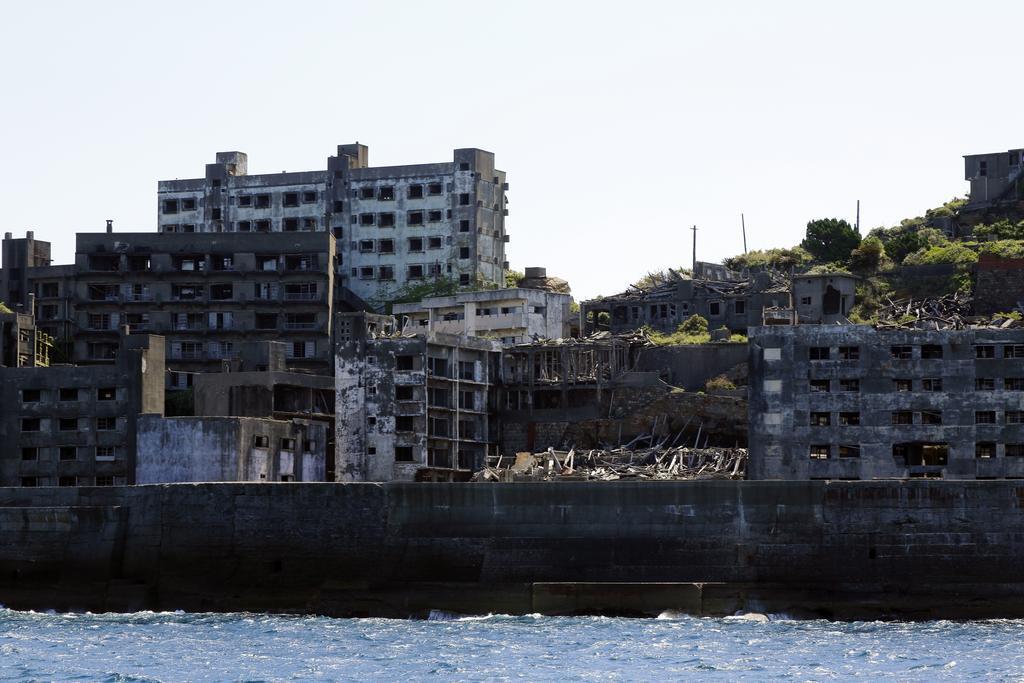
[0,333,165,487]
[749,324,1024,481]
[964,146,1024,207]
[157,144,509,306]
[73,231,335,382]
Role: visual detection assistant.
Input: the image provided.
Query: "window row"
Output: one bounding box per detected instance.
[21,417,119,432]
[21,445,118,461]
[352,210,450,227]
[356,236,447,254]
[20,475,122,487]
[809,343,1024,361]
[354,183,445,201]
[352,264,446,281]
[251,435,318,451]
[22,387,117,403]
[810,442,1024,460]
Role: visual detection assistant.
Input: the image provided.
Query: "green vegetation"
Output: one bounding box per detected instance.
[0,301,11,314]
[644,315,746,345]
[723,246,811,272]
[631,267,691,290]
[800,218,861,263]
[505,269,524,288]
[705,375,737,392]
[978,239,1024,259]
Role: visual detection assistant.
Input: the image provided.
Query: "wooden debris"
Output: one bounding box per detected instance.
[471,443,747,482]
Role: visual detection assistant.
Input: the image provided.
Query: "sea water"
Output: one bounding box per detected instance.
[0,608,1021,681]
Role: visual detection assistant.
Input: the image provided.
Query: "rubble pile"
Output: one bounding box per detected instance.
[875,292,1022,330]
[472,445,747,482]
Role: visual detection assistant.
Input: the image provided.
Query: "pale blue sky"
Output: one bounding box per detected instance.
[0,1,1020,300]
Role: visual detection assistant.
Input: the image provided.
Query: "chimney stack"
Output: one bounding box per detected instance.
[106,219,113,233]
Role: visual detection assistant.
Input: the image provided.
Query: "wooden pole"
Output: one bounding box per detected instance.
[691,225,698,273]
[741,213,747,254]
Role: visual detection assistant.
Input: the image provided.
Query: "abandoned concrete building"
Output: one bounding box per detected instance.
[791,273,858,324]
[136,415,326,484]
[0,332,165,487]
[964,146,1024,208]
[158,144,509,305]
[581,267,792,335]
[0,231,51,312]
[748,324,1024,480]
[336,330,501,481]
[0,309,51,368]
[499,333,747,455]
[394,286,573,344]
[72,230,336,381]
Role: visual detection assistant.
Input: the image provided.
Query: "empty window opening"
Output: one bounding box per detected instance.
[839,445,860,458]
[408,211,424,226]
[1007,411,1024,424]
[1006,378,1024,391]
[395,446,414,462]
[59,446,77,460]
[921,345,943,359]
[891,411,913,425]
[1007,444,1024,457]
[255,194,271,209]
[809,380,830,393]
[822,285,841,315]
[891,345,912,360]
[283,192,299,207]
[894,379,912,392]
[408,237,424,252]
[359,213,375,226]
[976,378,995,391]
[893,442,949,468]
[378,239,395,254]
[428,210,443,223]
[378,186,395,201]
[839,379,860,392]
[838,346,859,360]
[839,412,860,426]
[1005,345,1024,359]
[378,212,395,227]
[810,412,831,426]
[408,184,424,199]
[428,182,443,195]
[809,444,830,460]
[809,347,830,361]
[921,410,942,425]
[976,442,996,459]
[922,378,943,392]
[976,411,997,424]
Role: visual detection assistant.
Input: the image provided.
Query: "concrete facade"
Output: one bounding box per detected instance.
[336,331,501,481]
[158,144,508,306]
[964,146,1024,207]
[136,415,326,483]
[394,287,572,343]
[975,253,1024,316]
[0,333,165,487]
[791,273,858,324]
[0,231,51,312]
[0,310,51,368]
[749,324,1024,480]
[581,270,791,335]
[72,231,335,379]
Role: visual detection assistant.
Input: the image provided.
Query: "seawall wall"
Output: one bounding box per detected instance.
[1,481,1022,619]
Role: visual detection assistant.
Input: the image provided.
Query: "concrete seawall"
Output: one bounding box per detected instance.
[1,481,1023,619]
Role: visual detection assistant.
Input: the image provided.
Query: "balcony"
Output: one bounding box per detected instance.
[283,291,319,302]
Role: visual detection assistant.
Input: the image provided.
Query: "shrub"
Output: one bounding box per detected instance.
[723,246,812,272]
[706,375,737,392]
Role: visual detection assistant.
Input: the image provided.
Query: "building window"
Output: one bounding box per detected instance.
[459,246,470,259]
[255,220,271,232]
[359,240,375,253]
[59,418,77,431]
[58,476,77,487]
[358,187,375,200]
[255,194,271,209]
[333,200,344,212]
[378,186,395,201]
[459,219,470,232]
[22,389,41,403]
[283,218,299,231]
[378,239,394,254]
[97,387,116,401]
[734,300,746,315]
[359,266,374,280]
[921,410,942,425]
[839,412,860,426]
[1007,411,1024,424]
[97,416,117,431]
[378,213,395,227]
[839,379,860,392]
[59,446,77,460]
[800,297,812,306]
[21,447,38,461]
[891,411,913,425]
[1007,444,1024,457]
[428,210,443,223]
[1006,378,1024,391]
[894,379,912,392]
[254,435,270,448]
[96,476,114,486]
[809,445,829,460]
[378,266,394,280]
[181,198,197,210]
[459,273,471,286]
[975,411,996,425]
[407,184,424,199]
[808,347,830,361]
[302,190,317,203]
[59,388,79,402]
[890,346,912,360]
[238,194,252,207]
[396,386,415,401]
[428,182,443,195]
[459,193,470,205]
[708,301,722,316]
[976,443,996,459]
[838,445,860,458]
[409,265,424,279]
[1006,345,1024,359]
[162,199,179,215]
[922,378,943,392]
[408,237,424,252]
[921,345,943,359]
[359,213,375,226]
[96,446,116,461]
[838,346,859,360]
[281,438,296,452]
[408,211,424,226]
[21,477,38,487]
[810,412,831,426]
[395,446,414,462]
[976,378,995,391]
[809,380,830,393]
[21,417,41,432]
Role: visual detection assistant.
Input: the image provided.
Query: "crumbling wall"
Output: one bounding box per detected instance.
[975,254,1024,315]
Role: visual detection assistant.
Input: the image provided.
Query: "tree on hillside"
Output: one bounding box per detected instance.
[800,218,861,263]
[868,224,947,265]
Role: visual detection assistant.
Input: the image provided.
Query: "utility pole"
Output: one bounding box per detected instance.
[741,214,748,254]
[856,200,860,232]
[691,225,698,273]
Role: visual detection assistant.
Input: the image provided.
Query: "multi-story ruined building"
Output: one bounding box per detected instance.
[964,146,1024,208]
[336,329,501,481]
[749,324,1024,480]
[394,286,573,344]
[0,231,51,312]
[0,309,51,368]
[73,231,336,381]
[158,144,509,307]
[0,332,165,487]
[581,267,792,335]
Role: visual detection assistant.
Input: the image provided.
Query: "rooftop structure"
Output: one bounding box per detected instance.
[964,147,1024,207]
